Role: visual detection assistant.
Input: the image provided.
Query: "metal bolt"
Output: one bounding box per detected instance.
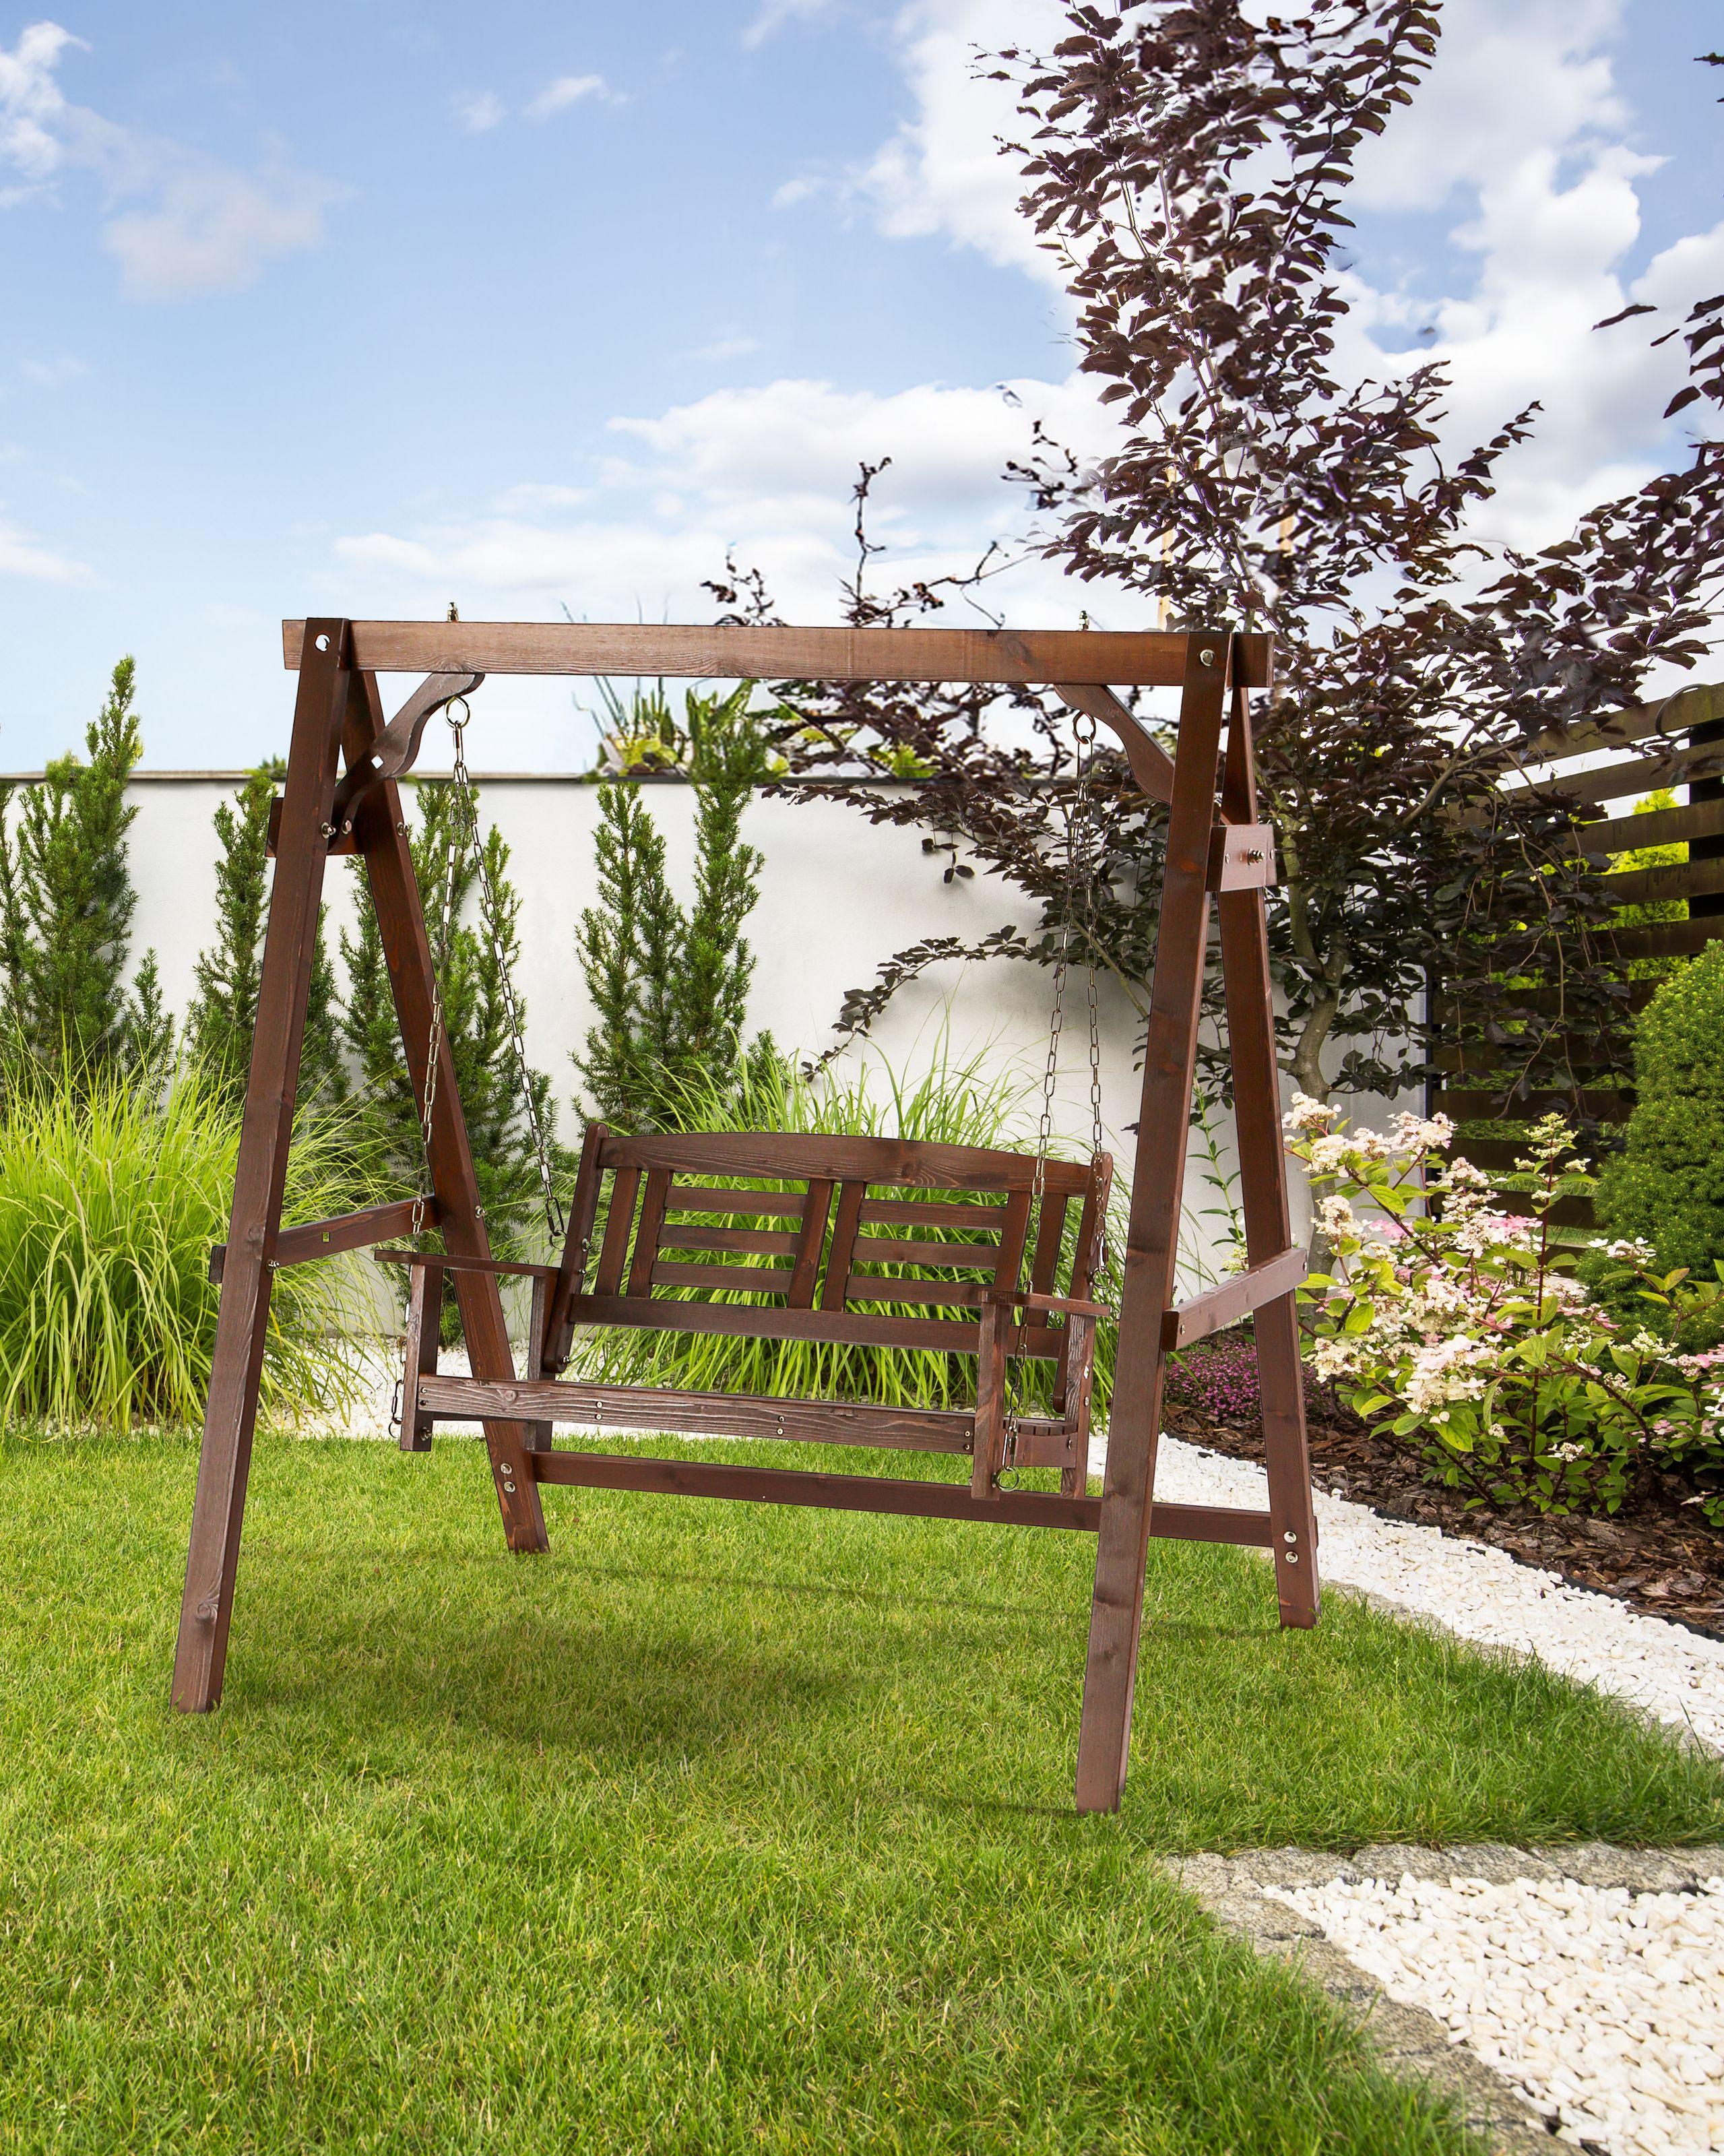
[499,1464,513,1476]
[1284,1550,1300,1563]
[319,821,336,837]
[1283,1529,1298,1543]
[395,819,408,836]
[1199,645,1217,667]
[503,1481,516,1494]
[1244,848,1265,863]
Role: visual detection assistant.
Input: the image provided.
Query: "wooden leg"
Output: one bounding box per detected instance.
[1074,641,1229,1812]
[344,671,549,1552]
[1216,674,1320,1625]
[172,620,352,1711]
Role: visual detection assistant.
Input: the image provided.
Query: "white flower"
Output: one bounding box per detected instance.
[1283,1093,1335,1134]
[1603,1237,1654,1262]
[1305,1135,1353,1174]
[1391,1110,1455,1153]
[1316,1195,1356,1237]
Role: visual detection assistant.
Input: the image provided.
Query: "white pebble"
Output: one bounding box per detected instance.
[1256,1874,1724,2156]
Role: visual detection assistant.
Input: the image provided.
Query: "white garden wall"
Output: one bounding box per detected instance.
[84,771,1421,1285]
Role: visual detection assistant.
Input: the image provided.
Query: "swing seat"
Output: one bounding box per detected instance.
[377,1125,1113,1500]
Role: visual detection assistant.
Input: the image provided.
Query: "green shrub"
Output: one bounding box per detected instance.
[1596,943,1724,1276]
[0,1063,371,1430]
[572,1040,1119,1413]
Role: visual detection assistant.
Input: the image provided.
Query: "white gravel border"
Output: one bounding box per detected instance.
[1260,1869,1724,2156]
[1133,1432,1724,1756]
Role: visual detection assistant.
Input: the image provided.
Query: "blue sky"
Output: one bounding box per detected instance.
[1,0,1719,768]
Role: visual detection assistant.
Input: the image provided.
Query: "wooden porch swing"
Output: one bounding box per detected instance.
[173,618,1319,1816]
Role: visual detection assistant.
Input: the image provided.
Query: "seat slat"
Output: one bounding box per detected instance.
[657,1224,800,1257]
[650,1260,794,1294]
[851,1235,1001,1267]
[413,1372,973,1453]
[859,1199,1007,1230]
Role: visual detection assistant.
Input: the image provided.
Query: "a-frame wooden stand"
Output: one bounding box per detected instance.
[172,619,1318,1815]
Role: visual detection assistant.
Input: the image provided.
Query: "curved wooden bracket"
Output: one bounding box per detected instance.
[1052,676,1246,827]
[328,671,484,831]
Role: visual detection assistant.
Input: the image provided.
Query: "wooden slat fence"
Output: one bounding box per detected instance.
[1432,680,1724,1227]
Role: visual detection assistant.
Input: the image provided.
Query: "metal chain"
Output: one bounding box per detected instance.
[410,696,565,1246]
[445,703,566,1244]
[410,764,464,1239]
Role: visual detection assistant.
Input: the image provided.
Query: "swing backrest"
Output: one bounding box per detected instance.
[558,1128,1111,1363]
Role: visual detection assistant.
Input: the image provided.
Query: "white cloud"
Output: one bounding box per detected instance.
[18,353,89,387]
[330,373,1125,627]
[0,21,338,298]
[102,159,339,301]
[769,172,825,210]
[452,90,505,135]
[681,332,763,363]
[525,73,613,120]
[0,20,80,201]
[742,0,840,50]
[0,508,90,583]
[857,0,1064,280]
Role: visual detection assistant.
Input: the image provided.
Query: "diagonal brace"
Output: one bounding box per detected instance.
[329,670,484,831]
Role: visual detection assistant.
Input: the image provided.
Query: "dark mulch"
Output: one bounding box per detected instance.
[1163,1395,1724,1642]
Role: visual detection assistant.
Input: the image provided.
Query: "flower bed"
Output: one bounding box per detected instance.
[1282,1100,1724,1525]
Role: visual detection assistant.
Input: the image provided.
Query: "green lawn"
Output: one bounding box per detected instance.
[2,1430,1719,2155]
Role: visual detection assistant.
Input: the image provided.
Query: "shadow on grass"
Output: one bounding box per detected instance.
[217,1551,852,1768]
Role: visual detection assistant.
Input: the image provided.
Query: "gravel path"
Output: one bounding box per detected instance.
[1261,1868,1724,2155]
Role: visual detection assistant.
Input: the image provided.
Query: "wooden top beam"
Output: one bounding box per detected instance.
[283,619,1273,690]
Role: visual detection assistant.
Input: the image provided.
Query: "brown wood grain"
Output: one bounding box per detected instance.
[1215,681,1320,1630]
[627,1169,671,1296]
[594,1166,640,1296]
[1075,633,1229,1813]
[649,1259,796,1294]
[851,1235,1001,1266]
[788,1179,833,1309]
[172,619,355,1713]
[207,1197,436,1284]
[341,666,547,1552]
[283,619,1271,689]
[1574,796,1724,855]
[1162,1244,1308,1350]
[655,1224,801,1257]
[602,1127,1095,1193]
[414,1374,974,1453]
[565,1291,1062,1358]
[665,1186,807,1217]
[1525,680,1724,763]
[525,1446,1104,1531]
[858,1197,1007,1229]
[1602,856,1724,908]
[399,1262,442,1452]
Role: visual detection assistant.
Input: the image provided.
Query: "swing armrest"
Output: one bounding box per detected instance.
[371,1247,558,1281]
[983,1287,1114,1322]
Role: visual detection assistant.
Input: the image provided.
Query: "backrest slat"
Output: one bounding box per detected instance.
[852,1235,1000,1268]
[1028,1194,1070,1300]
[821,1182,867,1311]
[626,1170,671,1296]
[651,1260,794,1294]
[593,1166,640,1297]
[992,1190,1033,1296]
[788,1178,834,1308]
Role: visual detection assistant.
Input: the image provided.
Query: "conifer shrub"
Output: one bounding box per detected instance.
[1595,943,1724,1277]
[0,658,170,1077]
